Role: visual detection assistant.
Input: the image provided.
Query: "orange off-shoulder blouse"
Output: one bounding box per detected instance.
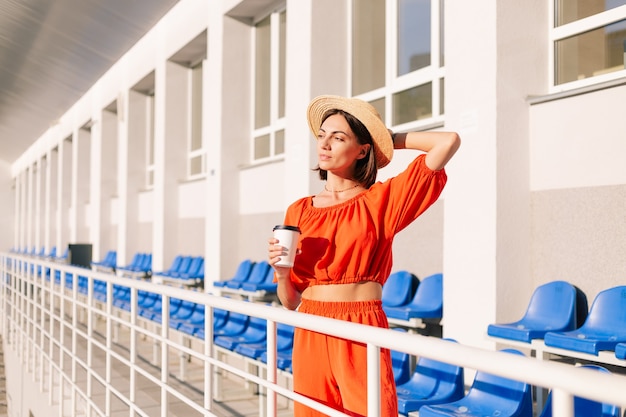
[280,154,447,293]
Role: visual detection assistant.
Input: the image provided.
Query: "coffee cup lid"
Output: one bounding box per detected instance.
[273,225,301,233]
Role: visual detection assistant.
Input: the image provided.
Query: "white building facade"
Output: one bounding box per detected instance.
[5,0,626,351]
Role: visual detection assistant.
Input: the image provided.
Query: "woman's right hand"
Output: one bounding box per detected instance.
[268,237,302,310]
[268,237,291,278]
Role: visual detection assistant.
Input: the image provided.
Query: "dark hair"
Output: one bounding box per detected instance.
[314,109,378,188]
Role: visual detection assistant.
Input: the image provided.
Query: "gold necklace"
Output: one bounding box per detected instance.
[324,183,359,193]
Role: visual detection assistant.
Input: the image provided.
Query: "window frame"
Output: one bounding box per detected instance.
[250,7,287,165]
[349,0,446,133]
[145,93,155,190]
[549,4,626,92]
[187,60,206,180]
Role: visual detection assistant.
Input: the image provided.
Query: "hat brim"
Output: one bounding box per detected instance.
[307,95,393,169]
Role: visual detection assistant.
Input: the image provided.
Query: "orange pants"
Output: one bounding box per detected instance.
[292,299,398,417]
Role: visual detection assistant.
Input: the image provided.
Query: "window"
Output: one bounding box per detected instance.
[351,0,445,130]
[188,61,205,178]
[252,9,286,162]
[552,1,626,88]
[146,94,155,189]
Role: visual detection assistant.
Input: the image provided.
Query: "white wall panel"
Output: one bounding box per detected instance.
[240,162,286,215]
[530,85,626,191]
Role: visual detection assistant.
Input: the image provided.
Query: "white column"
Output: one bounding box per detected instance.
[44,149,52,252]
[34,158,42,252]
[203,3,223,286]
[443,0,541,348]
[27,164,34,251]
[90,116,103,260]
[284,0,316,204]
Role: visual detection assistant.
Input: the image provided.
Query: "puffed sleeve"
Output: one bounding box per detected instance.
[368,154,447,235]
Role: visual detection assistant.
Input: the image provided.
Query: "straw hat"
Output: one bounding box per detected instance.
[307,95,393,169]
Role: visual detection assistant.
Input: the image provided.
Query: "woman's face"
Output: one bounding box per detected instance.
[316,114,370,175]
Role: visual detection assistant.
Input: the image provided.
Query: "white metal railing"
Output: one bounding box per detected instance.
[2,252,626,417]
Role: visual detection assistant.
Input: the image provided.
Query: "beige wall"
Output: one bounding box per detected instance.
[531,185,626,304]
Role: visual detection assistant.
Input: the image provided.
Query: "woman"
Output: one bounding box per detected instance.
[268,95,460,417]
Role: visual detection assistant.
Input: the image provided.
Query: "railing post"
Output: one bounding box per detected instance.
[551,388,574,417]
[265,320,278,417]
[161,294,170,417]
[367,343,381,417]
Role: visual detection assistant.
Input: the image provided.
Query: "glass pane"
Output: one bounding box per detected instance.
[148,95,155,165]
[370,97,386,123]
[255,16,271,129]
[352,0,386,95]
[555,19,626,84]
[398,0,431,76]
[278,11,287,119]
[254,134,270,160]
[274,129,285,155]
[190,155,203,176]
[392,83,432,125]
[191,64,203,151]
[556,0,626,26]
[440,0,445,67]
[439,78,445,115]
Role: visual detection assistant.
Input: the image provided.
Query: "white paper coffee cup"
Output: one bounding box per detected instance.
[273,225,301,267]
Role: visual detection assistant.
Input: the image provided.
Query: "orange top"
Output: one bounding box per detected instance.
[282,154,447,293]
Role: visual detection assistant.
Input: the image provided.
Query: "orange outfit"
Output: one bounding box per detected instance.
[283,154,447,416]
[293,299,397,417]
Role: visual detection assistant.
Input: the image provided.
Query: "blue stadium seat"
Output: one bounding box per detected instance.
[615,342,626,360]
[152,255,185,277]
[167,300,197,328]
[193,308,231,340]
[384,273,443,320]
[117,253,153,279]
[390,328,411,385]
[46,246,57,258]
[487,281,579,343]
[235,322,295,360]
[137,292,159,311]
[215,316,267,351]
[418,349,533,417]
[382,270,417,308]
[259,325,295,372]
[208,311,250,340]
[239,262,276,293]
[178,303,206,337]
[166,256,193,277]
[396,339,464,415]
[146,297,185,323]
[225,260,270,289]
[116,252,143,272]
[544,286,626,355]
[538,365,621,417]
[91,250,117,270]
[177,256,204,281]
[213,308,229,331]
[213,259,255,288]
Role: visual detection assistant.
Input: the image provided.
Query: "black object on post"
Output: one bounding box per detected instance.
[68,244,93,268]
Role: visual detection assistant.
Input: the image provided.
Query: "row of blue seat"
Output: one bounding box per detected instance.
[90,251,204,286]
[212,259,276,294]
[488,281,626,359]
[109,283,296,371]
[409,346,620,417]
[11,245,68,260]
[382,271,443,321]
[91,250,117,271]
[116,252,152,276]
